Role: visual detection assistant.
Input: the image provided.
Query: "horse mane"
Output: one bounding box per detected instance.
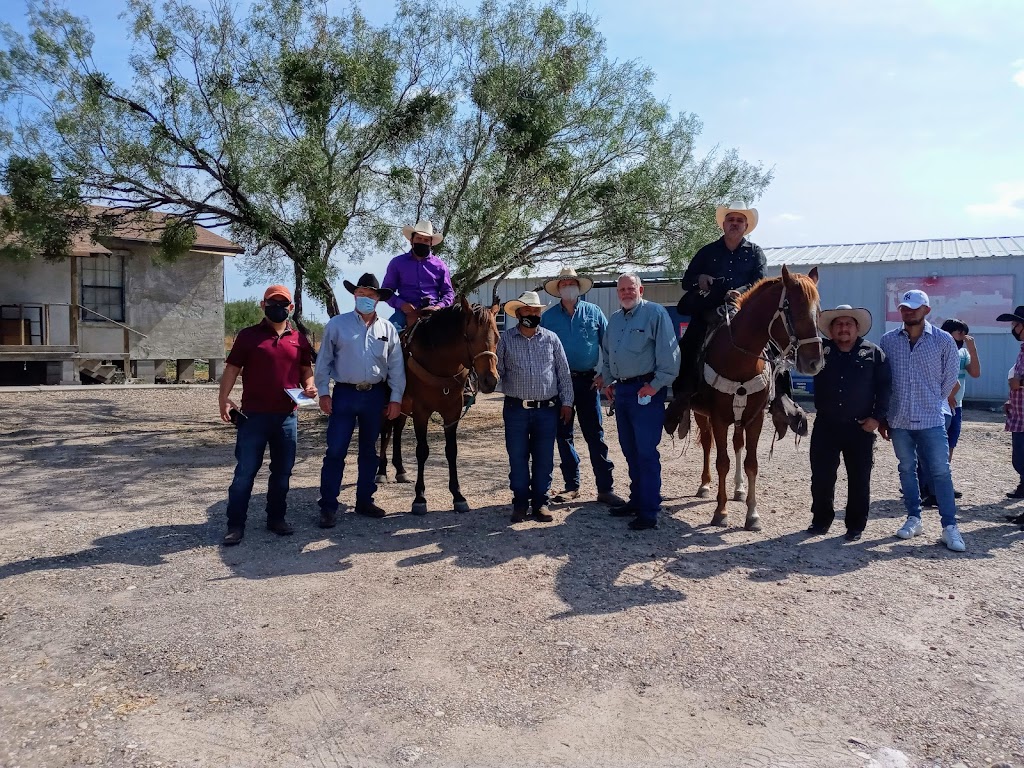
[413,300,492,348]
[734,272,820,309]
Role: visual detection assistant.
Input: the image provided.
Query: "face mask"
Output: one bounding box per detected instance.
[1014,327,1023,342]
[518,314,540,329]
[560,285,580,302]
[412,242,431,258]
[264,303,289,323]
[355,296,377,315]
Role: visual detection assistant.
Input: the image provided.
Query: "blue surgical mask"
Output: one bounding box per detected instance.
[355,296,377,315]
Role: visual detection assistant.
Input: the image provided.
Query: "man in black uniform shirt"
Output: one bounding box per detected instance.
[807,305,892,541]
[665,201,805,439]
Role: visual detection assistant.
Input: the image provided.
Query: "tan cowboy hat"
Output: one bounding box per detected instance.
[543,266,594,297]
[401,218,444,246]
[715,200,758,235]
[818,304,872,339]
[503,290,548,316]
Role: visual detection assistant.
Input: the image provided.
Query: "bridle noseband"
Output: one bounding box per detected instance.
[768,283,822,364]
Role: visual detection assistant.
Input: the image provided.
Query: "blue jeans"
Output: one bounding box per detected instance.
[504,399,559,510]
[614,381,667,521]
[319,383,388,512]
[557,375,615,493]
[947,407,963,451]
[1012,431,1024,483]
[917,412,952,496]
[391,312,407,330]
[891,426,957,527]
[226,411,298,528]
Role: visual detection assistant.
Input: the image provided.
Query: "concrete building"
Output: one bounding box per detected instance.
[0,207,243,385]
[469,235,1024,402]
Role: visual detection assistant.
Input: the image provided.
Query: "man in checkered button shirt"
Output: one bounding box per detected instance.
[879,289,965,552]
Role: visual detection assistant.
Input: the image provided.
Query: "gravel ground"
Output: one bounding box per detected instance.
[0,387,1022,768]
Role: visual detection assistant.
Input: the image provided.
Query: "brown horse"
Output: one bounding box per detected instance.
[377,297,499,515]
[687,265,823,530]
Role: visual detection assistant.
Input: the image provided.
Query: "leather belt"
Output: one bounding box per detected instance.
[338,382,384,391]
[505,396,559,409]
[616,372,655,384]
[571,370,596,378]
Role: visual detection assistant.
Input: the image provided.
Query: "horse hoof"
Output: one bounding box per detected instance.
[745,517,762,532]
[395,473,411,484]
[733,491,747,502]
[696,486,711,499]
[453,500,470,514]
[711,513,728,527]
[411,502,428,516]
[375,473,387,484]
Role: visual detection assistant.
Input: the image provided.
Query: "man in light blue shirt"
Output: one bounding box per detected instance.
[315,273,405,525]
[596,274,681,530]
[879,289,965,552]
[540,267,625,509]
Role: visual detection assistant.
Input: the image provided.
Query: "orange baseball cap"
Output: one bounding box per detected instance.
[264,284,292,302]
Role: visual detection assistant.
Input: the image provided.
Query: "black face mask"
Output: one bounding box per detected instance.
[265,303,290,323]
[518,314,540,329]
[1014,327,1023,342]
[412,242,431,258]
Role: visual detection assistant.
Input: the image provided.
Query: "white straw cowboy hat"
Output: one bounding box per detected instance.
[715,201,758,235]
[818,304,872,339]
[401,218,444,246]
[503,290,548,316]
[543,266,594,298]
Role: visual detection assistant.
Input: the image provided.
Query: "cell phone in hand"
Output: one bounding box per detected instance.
[228,408,247,426]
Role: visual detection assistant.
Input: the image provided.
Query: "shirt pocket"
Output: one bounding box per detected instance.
[625,329,648,353]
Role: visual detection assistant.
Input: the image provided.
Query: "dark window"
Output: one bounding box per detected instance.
[81,252,125,322]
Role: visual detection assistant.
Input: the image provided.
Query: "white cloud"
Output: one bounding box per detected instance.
[778,213,803,221]
[965,181,1024,218]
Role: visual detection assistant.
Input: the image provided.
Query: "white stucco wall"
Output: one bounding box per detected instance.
[0,258,74,345]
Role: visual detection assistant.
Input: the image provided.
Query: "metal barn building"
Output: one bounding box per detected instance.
[468,236,1024,403]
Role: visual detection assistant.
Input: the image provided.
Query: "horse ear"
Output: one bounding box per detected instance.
[781,264,791,284]
[490,292,500,317]
[808,266,819,284]
[460,295,471,314]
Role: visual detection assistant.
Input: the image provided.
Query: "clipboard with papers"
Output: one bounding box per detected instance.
[285,388,319,407]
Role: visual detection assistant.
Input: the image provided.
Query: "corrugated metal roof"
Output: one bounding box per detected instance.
[764,236,1024,266]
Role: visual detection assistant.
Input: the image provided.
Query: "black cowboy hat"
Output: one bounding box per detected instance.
[343,272,394,301]
[997,305,1024,324]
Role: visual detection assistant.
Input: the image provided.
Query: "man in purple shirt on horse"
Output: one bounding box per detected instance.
[382,219,455,330]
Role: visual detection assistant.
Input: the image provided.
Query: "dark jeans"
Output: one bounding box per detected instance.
[319,383,389,513]
[675,316,708,395]
[947,406,963,451]
[226,411,298,528]
[504,398,559,510]
[809,420,875,533]
[1013,431,1024,484]
[614,381,667,521]
[556,373,615,493]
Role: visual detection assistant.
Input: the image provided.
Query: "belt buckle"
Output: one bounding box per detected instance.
[523,400,537,409]
[355,383,373,391]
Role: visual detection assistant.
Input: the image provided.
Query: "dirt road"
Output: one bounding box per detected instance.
[1,388,1022,767]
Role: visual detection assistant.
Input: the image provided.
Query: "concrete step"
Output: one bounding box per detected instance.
[79,359,119,384]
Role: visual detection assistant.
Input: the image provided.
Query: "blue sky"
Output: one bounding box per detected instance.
[4,0,1023,317]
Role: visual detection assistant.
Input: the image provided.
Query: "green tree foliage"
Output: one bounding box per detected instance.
[0,0,450,318]
[1,0,770,312]
[394,0,771,292]
[223,298,265,336]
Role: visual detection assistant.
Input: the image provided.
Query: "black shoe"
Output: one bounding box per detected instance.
[805,524,830,535]
[532,505,554,523]
[222,527,244,546]
[266,519,294,536]
[921,494,938,509]
[844,530,863,542]
[1006,486,1024,499]
[355,502,387,518]
[628,517,658,531]
[1005,512,1024,524]
[510,506,530,523]
[609,503,638,517]
[318,511,337,529]
[953,490,963,499]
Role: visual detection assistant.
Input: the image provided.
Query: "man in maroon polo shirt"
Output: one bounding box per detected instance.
[218,284,316,546]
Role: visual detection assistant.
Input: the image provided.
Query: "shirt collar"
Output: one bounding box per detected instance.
[260,319,293,336]
[899,320,934,338]
[622,298,646,317]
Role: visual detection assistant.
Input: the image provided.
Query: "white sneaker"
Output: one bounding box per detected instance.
[896,517,923,539]
[942,524,966,552]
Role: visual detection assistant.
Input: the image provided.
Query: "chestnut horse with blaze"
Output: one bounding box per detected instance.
[377,297,500,515]
[672,266,824,531]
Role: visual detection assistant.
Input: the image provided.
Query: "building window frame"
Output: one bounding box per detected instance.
[80,251,126,322]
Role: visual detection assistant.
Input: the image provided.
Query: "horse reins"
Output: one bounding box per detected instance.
[724,281,820,367]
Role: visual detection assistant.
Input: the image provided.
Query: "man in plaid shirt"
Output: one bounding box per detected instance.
[879,289,965,552]
[996,305,1024,518]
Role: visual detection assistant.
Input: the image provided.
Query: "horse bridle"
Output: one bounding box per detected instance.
[725,280,821,366]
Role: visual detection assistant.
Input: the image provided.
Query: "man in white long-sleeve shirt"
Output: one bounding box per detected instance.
[315,273,406,526]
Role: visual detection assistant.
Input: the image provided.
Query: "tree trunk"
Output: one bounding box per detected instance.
[317,277,341,317]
